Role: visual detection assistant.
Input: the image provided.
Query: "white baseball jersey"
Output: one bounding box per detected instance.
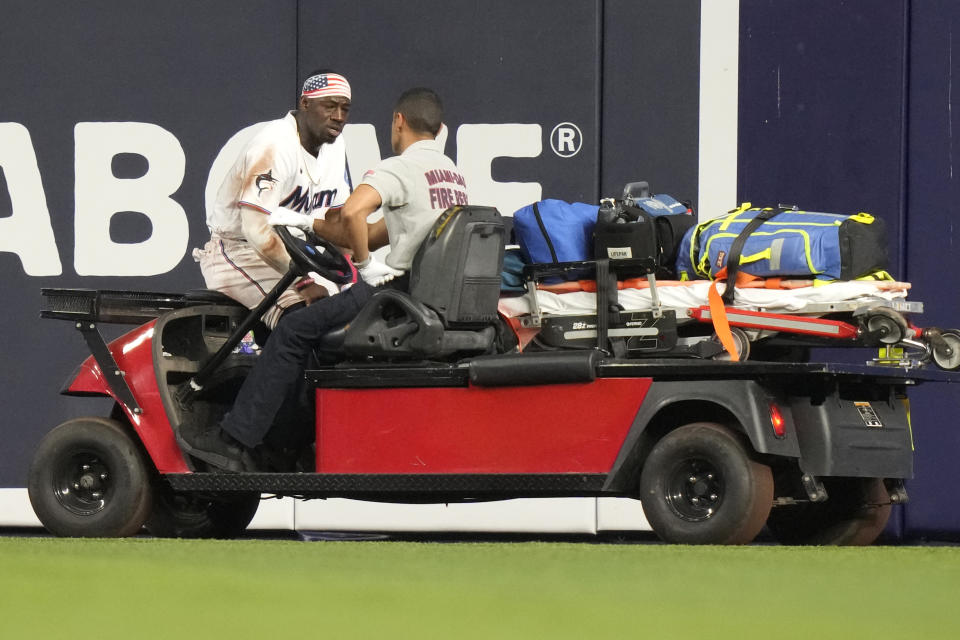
[361,139,468,270]
[196,111,350,328]
[207,112,350,239]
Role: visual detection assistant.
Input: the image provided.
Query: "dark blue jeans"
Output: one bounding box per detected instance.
[221,281,374,448]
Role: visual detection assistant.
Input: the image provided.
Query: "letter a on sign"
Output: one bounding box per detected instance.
[75,122,188,276]
[0,123,63,276]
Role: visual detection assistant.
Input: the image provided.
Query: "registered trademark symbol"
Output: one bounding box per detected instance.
[550,122,583,158]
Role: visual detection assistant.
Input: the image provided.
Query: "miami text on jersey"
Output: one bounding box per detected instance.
[279,186,338,213]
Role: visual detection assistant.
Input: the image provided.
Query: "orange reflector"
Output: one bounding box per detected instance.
[770,403,786,438]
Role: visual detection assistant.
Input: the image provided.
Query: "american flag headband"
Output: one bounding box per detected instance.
[301,73,351,100]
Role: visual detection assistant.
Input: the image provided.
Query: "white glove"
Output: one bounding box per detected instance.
[356,255,404,286]
[267,206,315,232]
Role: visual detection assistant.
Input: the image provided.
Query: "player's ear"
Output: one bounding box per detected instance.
[299,95,309,111]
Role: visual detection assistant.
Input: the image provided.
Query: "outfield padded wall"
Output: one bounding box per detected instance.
[3,0,960,539]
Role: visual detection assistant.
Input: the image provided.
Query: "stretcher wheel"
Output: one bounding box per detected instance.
[863,309,908,345]
[932,330,960,370]
[711,327,751,361]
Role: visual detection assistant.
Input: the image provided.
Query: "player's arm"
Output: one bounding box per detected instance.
[246,205,328,303]
[235,146,297,273]
[240,205,292,273]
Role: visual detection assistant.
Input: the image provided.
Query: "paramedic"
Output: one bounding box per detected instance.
[178,87,468,472]
[193,68,355,329]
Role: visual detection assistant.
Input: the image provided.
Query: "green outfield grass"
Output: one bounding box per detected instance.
[1,537,958,639]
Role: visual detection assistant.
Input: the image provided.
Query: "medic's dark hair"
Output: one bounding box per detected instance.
[394,87,443,136]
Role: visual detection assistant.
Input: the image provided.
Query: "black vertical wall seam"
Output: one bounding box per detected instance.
[696,0,703,209]
[595,0,604,202]
[899,0,911,282]
[895,0,910,539]
[594,1,603,537]
[735,0,744,204]
[295,0,301,101]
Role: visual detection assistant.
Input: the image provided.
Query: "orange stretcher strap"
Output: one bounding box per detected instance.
[713,266,766,287]
[707,280,739,361]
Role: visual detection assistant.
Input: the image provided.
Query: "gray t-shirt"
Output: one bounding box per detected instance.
[361,139,468,270]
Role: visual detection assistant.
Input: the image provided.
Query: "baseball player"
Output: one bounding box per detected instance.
[194,68,367,328]
[178,87,468,472]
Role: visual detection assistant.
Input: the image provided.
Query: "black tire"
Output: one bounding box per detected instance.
[766,477,892,546]
[639,422,773,544]
[145,486,260,539]
[28,417,154,537]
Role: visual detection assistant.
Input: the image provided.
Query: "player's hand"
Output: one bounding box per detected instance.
[268,206,314,232]
[356,255,403,286]
[295,271,333,305]
[298,283,329,305]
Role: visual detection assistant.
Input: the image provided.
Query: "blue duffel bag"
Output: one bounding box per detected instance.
[676,204,889,283]
[513,199,599,264]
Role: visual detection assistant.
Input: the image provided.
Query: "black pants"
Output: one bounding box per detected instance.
[221,280,375,448]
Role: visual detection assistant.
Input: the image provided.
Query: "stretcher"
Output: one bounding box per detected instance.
[498,259,960,370]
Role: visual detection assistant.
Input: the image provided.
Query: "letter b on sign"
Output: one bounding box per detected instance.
[75,122,188,276]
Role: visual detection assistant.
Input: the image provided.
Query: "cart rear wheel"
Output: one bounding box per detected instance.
[639,422,773,544]
[766,477,891,545]
[931,330,960,370]
[146,487,260,539]
[28,417,153,537]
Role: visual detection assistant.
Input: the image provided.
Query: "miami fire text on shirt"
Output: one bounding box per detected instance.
[425,168,468,208]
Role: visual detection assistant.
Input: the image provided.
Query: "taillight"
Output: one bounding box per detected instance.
[769,403,786,438]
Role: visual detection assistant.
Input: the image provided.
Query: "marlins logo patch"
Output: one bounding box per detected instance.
[256,170,279,196]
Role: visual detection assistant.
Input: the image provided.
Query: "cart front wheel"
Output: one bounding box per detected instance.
[639,422,773,544]
[28,417,154,537]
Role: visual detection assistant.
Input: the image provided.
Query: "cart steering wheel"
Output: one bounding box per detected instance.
[273,226,357,286]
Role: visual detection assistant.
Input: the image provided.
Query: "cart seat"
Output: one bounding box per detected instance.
[341,206,506,359]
